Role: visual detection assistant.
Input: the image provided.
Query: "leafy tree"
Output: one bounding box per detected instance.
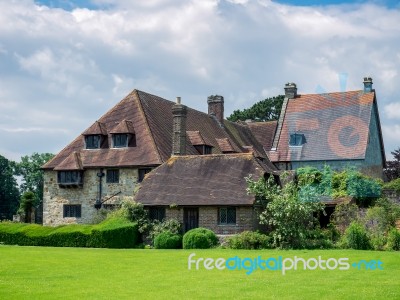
[18,191,36,223]
[0,155,20,220]
[227,95,284,122]
[384,147,400,181]
[14,152,54,202]
[246,174,325,249]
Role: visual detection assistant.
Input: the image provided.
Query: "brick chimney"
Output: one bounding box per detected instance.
[363,77,373,93]
[284,83,297,99]
[207,95,224,124]
[172,97,187,156]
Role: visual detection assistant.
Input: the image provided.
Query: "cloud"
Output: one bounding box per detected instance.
[0,0,400,161]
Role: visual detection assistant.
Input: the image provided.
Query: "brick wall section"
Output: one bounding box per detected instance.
[43,168,138,226]
[165,206,257,235]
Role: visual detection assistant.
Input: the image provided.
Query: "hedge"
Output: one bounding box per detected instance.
[183,228,218,249]
[0,217,138,248]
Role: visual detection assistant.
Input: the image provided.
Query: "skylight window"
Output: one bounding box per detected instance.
[289,133,306,146]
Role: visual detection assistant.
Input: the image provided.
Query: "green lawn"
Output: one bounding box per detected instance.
[0,246,399,299]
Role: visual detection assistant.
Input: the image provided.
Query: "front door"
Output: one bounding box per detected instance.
[184,208,199,232]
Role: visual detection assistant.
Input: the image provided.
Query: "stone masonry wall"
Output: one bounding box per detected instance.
[43,168,138,226]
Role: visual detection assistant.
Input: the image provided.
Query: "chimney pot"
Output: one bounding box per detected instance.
[284,82,297,99]
[176,96,181,104]
[363,77,373,93]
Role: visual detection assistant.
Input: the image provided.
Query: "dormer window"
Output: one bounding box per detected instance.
[85,135,101,149]
[289,133,306,146]
[112,134,129,148]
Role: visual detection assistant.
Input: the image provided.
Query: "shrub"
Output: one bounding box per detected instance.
[154,231,182,249]
[183,228,218,249]
[226,231,271,249]
[384,178,400,193]
[149,218,181,241]
[330,202,360,234]
[343,222,371,250]
[113,201,150,234]
[387,228,400,251]
[0,217,139,248]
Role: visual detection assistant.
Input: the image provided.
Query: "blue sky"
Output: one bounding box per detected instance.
[1,0,400,162]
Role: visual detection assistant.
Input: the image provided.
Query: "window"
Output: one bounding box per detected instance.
[63,204,81,218]
[106,169,119,183]
[85,135,101,149]
[219,207,236,225]
[57,171,83,185]
[194,145,213,155]
[148,207,166,222]
[289,133,306,146]
[138,168,152,182]
[204,145,212,154]
[112,134,128,148]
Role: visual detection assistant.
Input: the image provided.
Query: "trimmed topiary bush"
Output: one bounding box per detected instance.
[154,231,182,249]
[227,231,272,249]
[183,228,218,249]
[344,222,371,250]
[387,228,400,251]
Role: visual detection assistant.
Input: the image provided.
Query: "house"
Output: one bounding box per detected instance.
[42,90,277,226]
[247,77,385,179]
[42,76,385,230]
[135,153,277,234]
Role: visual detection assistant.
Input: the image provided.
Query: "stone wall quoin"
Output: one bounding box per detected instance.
[43,168,139,226]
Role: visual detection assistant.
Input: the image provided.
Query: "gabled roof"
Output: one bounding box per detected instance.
[82,121,107,136]
[216,138,236,153]
[268,90,377,162]
[186,131,207,146]
[136,153,276,206]
[247,121,277,151]
[54,152,83,171]
[109,119,135,134]
[43,90,272,170]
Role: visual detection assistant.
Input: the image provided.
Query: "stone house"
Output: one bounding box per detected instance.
[42,90,277,226]
[42,76,385,230]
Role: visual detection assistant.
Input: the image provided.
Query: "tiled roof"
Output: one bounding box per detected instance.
[82,121,108,136]
[247,121,277,151]
[187,131,206,146]
[216,138,236,152]
[43,90,273,170]
[54,152,83,171]
[268,90,375,162]
[136,153,276,206]
[109,119,135,134]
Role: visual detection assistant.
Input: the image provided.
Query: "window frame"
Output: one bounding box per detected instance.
[138,168,152,182]
[85,135,101,149]
[148,207,166,222]
[289,133,306,146]
[112,134,129,148]
[57,171,83,186]
[218,207,236,225]
[106,169,119,183]
[63,204,81,218]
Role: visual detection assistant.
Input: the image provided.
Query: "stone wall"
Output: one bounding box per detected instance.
[165,206,257,235]
[43,168,138,226]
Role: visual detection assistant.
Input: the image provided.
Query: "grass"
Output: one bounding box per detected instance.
[0,246,399,299]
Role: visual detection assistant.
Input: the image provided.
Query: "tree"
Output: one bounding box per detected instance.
[246,174,325,249]
[18,191,36,223]
[384,147,400,181]
[227,95,284,122]
[0,155,20,220]
[14,153,54,202]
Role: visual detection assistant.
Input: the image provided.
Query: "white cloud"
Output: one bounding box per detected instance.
[384,103,400,119]
[1,0,400,160]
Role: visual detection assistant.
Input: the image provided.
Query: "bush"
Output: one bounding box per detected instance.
[149,218,181,240]
[343,222,371,250]
[387,228,400,251]
[0,217,139,248]
[183,228,218,249]
[154,231,182,249]
[384,178,400,193]
[113,201,150,234]
[227,231,272,249]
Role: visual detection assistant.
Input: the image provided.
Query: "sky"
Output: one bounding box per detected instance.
[0,0,399,162]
